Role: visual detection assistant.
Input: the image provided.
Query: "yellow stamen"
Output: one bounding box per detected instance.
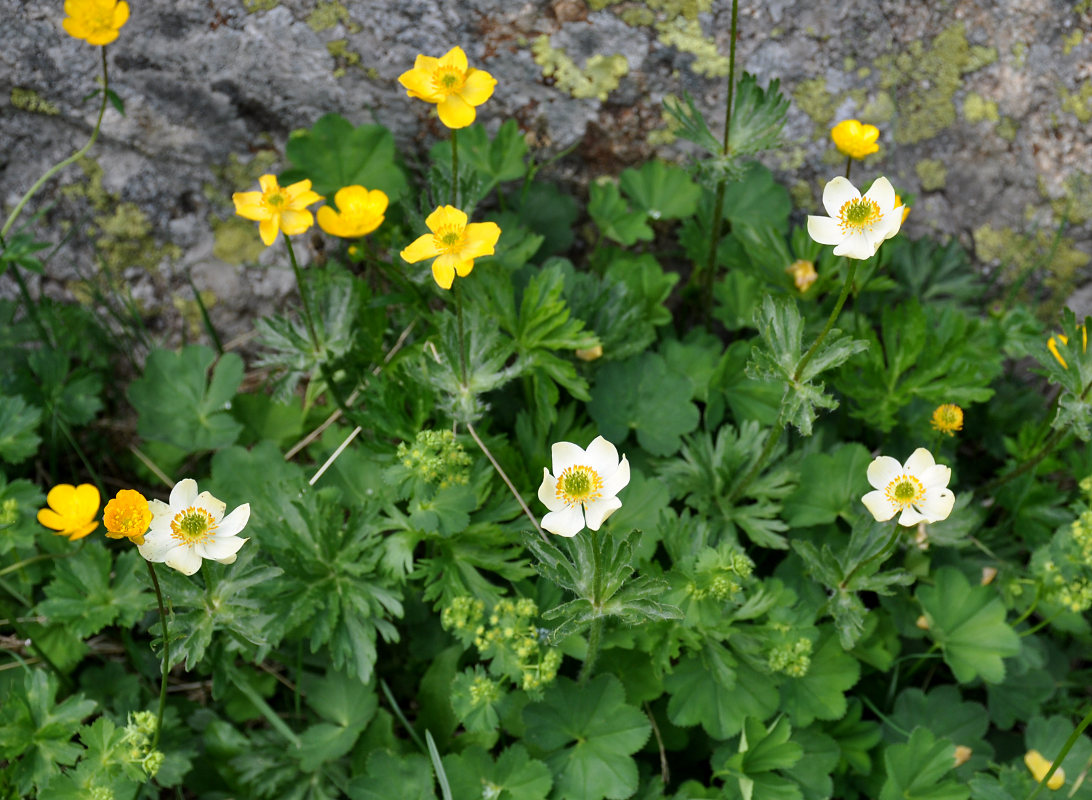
[170,506,217,545]
[434,225,465,252]
[885,474,925,511]
[837,197,882,233]
[433,66,466,94]
[930,404,964,436]
[555,465,604,507]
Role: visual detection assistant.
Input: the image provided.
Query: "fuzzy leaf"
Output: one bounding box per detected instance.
[619,160,701,221]
[37,547,148,639]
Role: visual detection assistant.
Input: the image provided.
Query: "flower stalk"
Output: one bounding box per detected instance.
[146,561,170,749]
[578,528,604,685]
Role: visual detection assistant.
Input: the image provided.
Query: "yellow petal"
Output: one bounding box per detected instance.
[453,258,475,278]
[333,185,369,209]
[72,483,101,520]
[431,258,456,289]
[279,209,314,236]
[113,1,130,29]
[69,520,100,541]
[437,93,476,129]
[46,484,78,515]
[461,221,501,258]
[258,174,280,194]
[439,46,469,73]
[232,191,268,220]
[317,205,348,238]
[401,233,442,264]
[413,54,441,74]
[459,69,497,106]
[284,179,320,208]
[425,205,467,233]
[399,67,441,102]
[37,508,68,531]
[259,218,279,246]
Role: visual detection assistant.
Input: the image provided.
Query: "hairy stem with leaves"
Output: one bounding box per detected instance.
[578,528,604,684]
[146,561,170,749]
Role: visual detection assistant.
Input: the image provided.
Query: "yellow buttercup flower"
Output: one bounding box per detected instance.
[103,489,152,545]
[831,119,880,160]
[398,46,497,129]
[232,175,323,247]
[895,194,911,224]
[1047,325,1088,369]
[930,404,963,436]
[317,186,389,239]
[37,483,100,541]
[63,0,130,46]
[1024,749,1065,790]
[786,259,818,292]
[400,205,501,290]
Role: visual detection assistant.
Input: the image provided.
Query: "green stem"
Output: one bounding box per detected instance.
[1021,613,1063,637]
[146,562,170,750]
[578,528,604,685]
[794,258,857,382]
[0,550,72,580]
[465,422,547,541]
[454,279,468,387]
[4,253,52,347]
[451,130,459,207]
[844,155,853,180]
[1,48,110,242]
[1028,704,1092,800]
[55,416,102,491]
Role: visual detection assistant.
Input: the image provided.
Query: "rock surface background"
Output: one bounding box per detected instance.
[3,0,1091,344]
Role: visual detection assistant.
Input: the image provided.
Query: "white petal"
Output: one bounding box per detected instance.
[903,448,936,479]
[170,478,198,508]
[198,535,248,562]
[550,441,586,474]
[601,455,631,499]
[822,176,860,217]
[138,529,176,562]
[867,456,903,490]
[898,506,927,527]
[863,176,896,211]
[584,496,622,531]
[881,208,904,240]
[862,489,897,521]
[217,504,251,537]
[541,505,585,538]
[918,488,955,523]
[919,464,951,490]
[538,469,564,512]
[195,491,227,522]
[165,546,203,576]
[833,232,877,260]
[148,498,172,522]
[807,215,842,246]
[584,436,620,476]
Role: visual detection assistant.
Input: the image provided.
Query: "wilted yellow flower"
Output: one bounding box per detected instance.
[38,483,100,540]
[831,119,880,160]
[1047,325,1088,369]
[232,175,323,247]
[63,0,130,46]
[1024,749,1065,790]
[316,186,389,239]
[103,489,152,545]
[981,566,998,585]
[575,345,603,362]
[915,615,930,630]
[786,259,818,292]
[953,745,973,768]
[398,46,497,129]
[400,205,500,289]
[930,404,964,436]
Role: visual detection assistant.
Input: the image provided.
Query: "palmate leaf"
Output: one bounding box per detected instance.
[880,728,968,800]
[588,179,653,246]
[665,646,780,740]
[347,751,435,800]
[782,443,872,527]
[443,745,553,800]
[0,394,40,464]
[619,160,701,221]
[282,113,408,200]
[37,546,148,639]
[523,675,650,800]
[713,716,804,800]
[889,687,992,772]
[778,631,861,728]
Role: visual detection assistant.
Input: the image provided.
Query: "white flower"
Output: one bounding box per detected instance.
[138,479,250,575]
[861,448,955,527]
[807,176,904,260]
[537,436,630,537]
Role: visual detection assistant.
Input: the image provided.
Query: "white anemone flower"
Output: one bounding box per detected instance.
[538,436,630,537]
[138,479,250,575]
[807,176,904,260]
[861,448,955,527]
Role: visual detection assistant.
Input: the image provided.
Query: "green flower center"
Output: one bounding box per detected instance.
[893,481,916,501]
[555,465,604,507]
[170,506,216,544]
[885,474,925,511]
[266,192,285,208]
[434,224,466,253]
[838,197,882,232]
[434,66,466,95]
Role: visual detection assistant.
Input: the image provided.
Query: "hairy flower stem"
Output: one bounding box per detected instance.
[727,259,858,504]
[578,529,605,684]
[146,561,170,749]
[451,131,459,207]
[699,0,740,321]
[1028,704,1092,800]
[454,279,469,387]
[844,155,853,180]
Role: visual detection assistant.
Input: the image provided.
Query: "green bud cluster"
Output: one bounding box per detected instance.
[1033,479,1092,613]
[89,787,114,800]
[119,711,162,776]
[468,673,502,707]
[767,637,813,677]
[690,545,755,603]
[397,429,472,488]
[0,498,19,527]
[441,595,485,639]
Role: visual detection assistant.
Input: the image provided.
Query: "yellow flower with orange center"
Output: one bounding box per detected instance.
[103,489,152,545]
[317,186,389,239]
[398,46,497,129]
[400,205,501,289]
[930,404,964,436]
[37,483,100,540]
[831,119,880,160]
[786,259,818,292]
[232,174,323,247]
[63,0,130,46]
[1047,325,1088,369]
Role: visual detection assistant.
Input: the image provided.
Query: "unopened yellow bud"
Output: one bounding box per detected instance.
[981,566,998,586]
[786,259,818,292]
[953,745,973,767]
[1025,749,1065,790]
[915,615,930,630]
[575,344,603,362]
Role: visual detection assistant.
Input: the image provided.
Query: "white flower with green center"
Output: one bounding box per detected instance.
[537,436,630,537]
[861,448,955,527]
[807,176,904,260]
[137,479,250,575]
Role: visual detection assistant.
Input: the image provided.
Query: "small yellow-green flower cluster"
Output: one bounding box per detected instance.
[119,711,164,777]
[687,545,755,602]
[467,672,502,708]
[1032,479,1092,613]
[767,636,813,678]
[397,429,472,488]
[0,498,18,527]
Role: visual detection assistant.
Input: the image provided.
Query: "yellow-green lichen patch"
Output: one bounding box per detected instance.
[1063,30,1084,56]
[789,180,814,210]
[588,0,623,9]
[173,291,218,338]
[655,17,729,77]
[532,35,629,101]
[792,77,836,134]
[1060,81,1092,123]
[974,223,1091,311]
[1011,42,1027,68]
[243,0,278,11]
[11,88,59,115]
[646,94,682,146]
[875,23,997,145]
[326,39,362,78]
[1049,173,1092,226]
[212,217,265,265]
[307,0,357,32]
[861,91,896,124]
[963,92,999,123]
[97,203,180,273]
[620,6,655,26]
[996,117,1018,141]
[915,159,947,191]
[203,151,279,208]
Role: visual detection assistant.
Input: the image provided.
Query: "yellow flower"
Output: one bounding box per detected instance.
[103,489,152,545]
[831,119,880,160]
[316,186,389,239]
[398,46,497,129]
[895,194,911,224]
[37,483,100,540]
[786,259,818,292]
[1047,325,1088,369]
[930,404,964,436]
[232,175,323,247]
[575,345,604,362]
[400,205,501,289]
[63,0,130,46]
[1024,749,1065,790]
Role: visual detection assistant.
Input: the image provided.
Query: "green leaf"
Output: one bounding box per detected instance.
[458,120,529,188]
[916,566,1021,684]
[879,728,969,800]
[889,687,992,771]
[665,648,779,740]
[522,675,650,800]
[588,352,699,456]
[779,631,861,727]
[128,345,243,453]
[1024,715,1092,790]
[347,750,436,800]
[443,745,553,800]
[822,698,882,776]
[0,232,51,274]
[619,160,701,220]
[783,444,871,527]
[727,73,789,160]
[283,113,408,200]
[0,394,41,464]
[713,716,803,800]
[37,547,148,639]
[588,180,653,246]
